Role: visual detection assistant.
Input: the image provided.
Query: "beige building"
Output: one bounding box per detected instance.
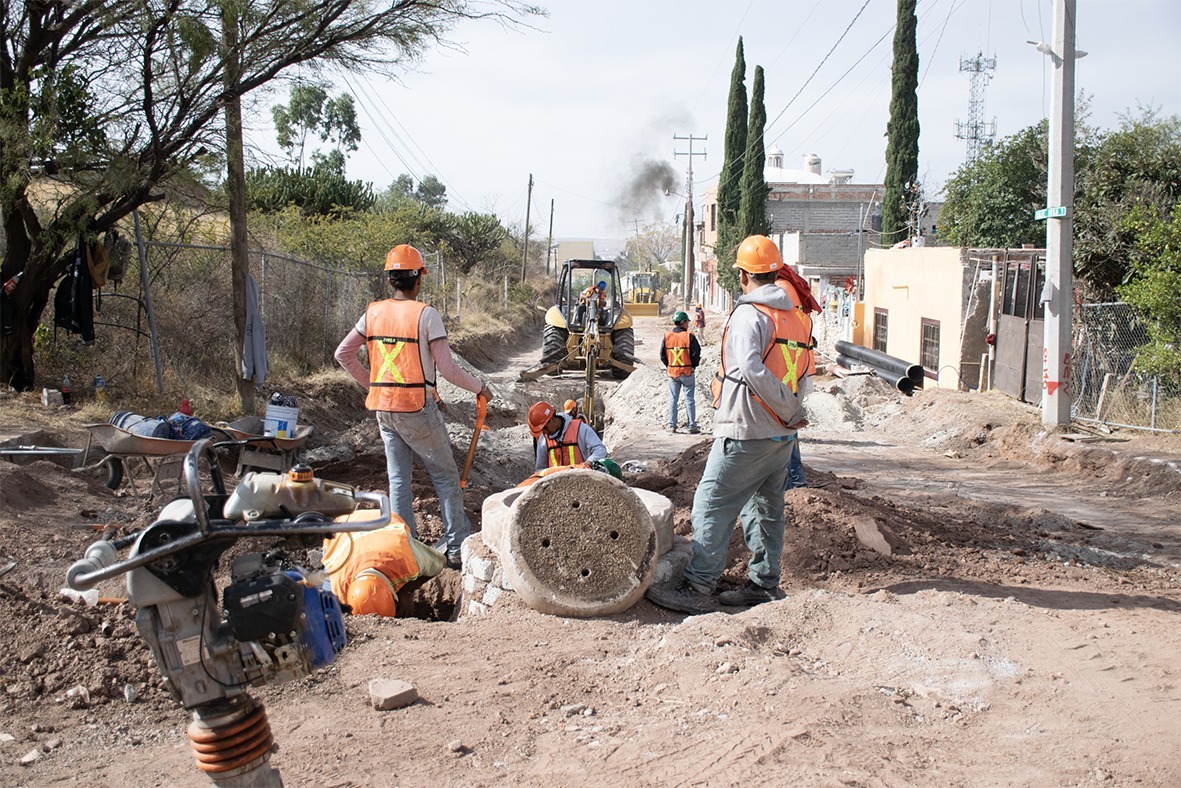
[861,246,995,390]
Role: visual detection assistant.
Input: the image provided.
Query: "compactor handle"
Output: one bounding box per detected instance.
[66,540,118,591]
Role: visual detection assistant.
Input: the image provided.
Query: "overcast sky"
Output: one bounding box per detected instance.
[247,0,1180,242]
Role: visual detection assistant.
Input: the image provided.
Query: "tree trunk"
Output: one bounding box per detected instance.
[223,11,256,414]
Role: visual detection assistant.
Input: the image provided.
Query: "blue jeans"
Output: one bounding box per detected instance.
[684,436,792,590]
[667,373,697,429]
[376,400,469,556]
[784,436,806,490]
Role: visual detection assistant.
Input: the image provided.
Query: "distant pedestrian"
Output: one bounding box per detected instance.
[695,303,706,332]
[646,235,808,615]
[659,310,701,434]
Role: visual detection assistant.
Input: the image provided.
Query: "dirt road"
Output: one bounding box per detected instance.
[2,310,1180,786]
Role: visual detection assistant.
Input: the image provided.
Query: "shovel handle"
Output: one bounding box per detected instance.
[460,392,489,488]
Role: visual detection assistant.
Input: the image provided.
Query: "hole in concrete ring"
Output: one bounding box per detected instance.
[580,568,591,578]
[541,538,551,548]
[571,501,581,509]
[609,531,619,540]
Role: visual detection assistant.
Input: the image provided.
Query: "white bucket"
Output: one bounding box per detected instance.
[263,404,300,438]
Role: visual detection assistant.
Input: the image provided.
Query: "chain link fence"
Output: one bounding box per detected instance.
[1072,302,1181,432]
[42,238,470,398]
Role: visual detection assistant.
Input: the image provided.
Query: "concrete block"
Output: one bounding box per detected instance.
[482,584,504,607]
[467,553,495,583]
[369,679,418,710]
[632,488,674,555]
[462,572,485,595]
[466,600,488,617]
[651,535,694,587]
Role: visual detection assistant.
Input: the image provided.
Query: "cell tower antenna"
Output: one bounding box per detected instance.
[954,51,998,161]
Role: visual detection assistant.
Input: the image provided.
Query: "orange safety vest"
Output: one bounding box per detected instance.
[364,299,436,412]
[322,518,421,610]
[775,279,817,376]
[664,330,694,378]
[710,302,816,426]
[545,417,585,468]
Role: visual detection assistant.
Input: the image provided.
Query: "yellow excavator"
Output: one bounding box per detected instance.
[622,270,662,317]
[519,260,636,433]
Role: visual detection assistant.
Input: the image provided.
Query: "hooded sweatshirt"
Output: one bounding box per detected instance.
[712,283,805,440]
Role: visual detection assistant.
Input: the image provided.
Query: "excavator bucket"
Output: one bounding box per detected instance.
[624,301,660,318]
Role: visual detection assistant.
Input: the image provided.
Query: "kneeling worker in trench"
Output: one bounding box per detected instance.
[646,234,808,615]
[528,400,607,474]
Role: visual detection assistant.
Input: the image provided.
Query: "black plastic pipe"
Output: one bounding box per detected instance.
[835,340,924,386]
[835,354,916,396]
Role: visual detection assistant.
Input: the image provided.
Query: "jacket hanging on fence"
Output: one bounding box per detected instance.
[241,274,268,385]
[53,240,95,344]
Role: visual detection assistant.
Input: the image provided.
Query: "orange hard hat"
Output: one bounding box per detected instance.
[346,569,398,617]
[384,244,425,272]
[734,235,782,274]
[528,401,556,437]
[563,399,578,413]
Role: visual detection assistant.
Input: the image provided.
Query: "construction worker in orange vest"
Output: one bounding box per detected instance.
[659,310,702,434]
[527,400,606,473]
[647,235,808,616]
[321,511,444,617]
[334,244,494,570]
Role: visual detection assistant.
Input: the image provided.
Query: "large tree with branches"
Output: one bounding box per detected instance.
[0,0,538,390]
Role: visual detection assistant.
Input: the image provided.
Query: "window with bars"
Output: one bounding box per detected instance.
[921,318,940,371]
[873,309,888,353]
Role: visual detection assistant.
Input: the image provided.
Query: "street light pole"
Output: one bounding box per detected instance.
[674,133,706,308]
[1041,0,1077,426]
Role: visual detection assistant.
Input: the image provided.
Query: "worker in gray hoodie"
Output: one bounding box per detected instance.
[646,235,810,615]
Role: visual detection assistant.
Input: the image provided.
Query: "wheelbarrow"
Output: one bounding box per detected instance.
[0,444,124,490]
[81,423,233,498]
[216,416,314,476]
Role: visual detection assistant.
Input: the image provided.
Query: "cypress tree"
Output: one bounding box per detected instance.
[882,0,920,246]
[716,38,747,292]
[739,65,770,240]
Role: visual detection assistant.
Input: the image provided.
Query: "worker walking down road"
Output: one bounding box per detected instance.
[660,311,701,434]
[646,235,807,615]
[528,400,607,472]
[335,244,494,570]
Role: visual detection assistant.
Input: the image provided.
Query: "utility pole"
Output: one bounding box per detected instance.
[1040,0,1077,426]
[520,173,533,283]
[674,133,706,308]
[545,198,554,276]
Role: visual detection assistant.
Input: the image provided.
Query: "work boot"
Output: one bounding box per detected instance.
[664,423,678,433]
[445,552,462,571]
[687,425,700,434]
[718,581,786,607]
[646,580,714,615]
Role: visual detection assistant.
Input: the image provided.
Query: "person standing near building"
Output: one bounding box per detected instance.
[646,235,808,614]
[694,303,706,332]
[335,244,494,570]
[659,310,701,434]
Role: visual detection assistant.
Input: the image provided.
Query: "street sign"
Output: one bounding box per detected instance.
[1034,206,1069,220]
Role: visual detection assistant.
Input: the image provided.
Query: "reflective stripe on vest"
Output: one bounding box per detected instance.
[709,302,816,426]
[364,299,436,412]
[664,330,693,378]
[545,417,585,468]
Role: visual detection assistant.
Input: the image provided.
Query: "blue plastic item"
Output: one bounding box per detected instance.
[291,571,347,668]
